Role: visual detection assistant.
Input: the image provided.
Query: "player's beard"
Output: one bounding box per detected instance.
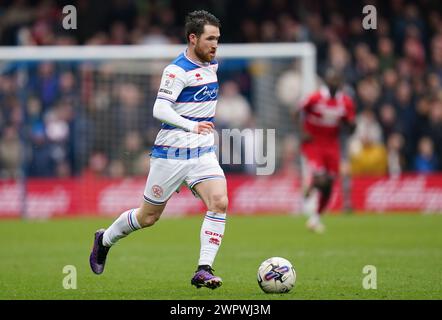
[194,42,213,63]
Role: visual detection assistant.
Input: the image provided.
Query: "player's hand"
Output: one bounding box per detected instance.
[193,121,214,135]
[341,121,356,135]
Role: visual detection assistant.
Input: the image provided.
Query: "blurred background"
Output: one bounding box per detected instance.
[0,0,442,217]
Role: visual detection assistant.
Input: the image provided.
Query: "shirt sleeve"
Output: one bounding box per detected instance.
[156,64,186,103]
[299,92,320,112]
[343,95,356,123]
[153,65,197,132]
[153,99,196,132]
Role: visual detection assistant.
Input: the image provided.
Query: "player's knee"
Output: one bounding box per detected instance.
[313,174,331,189]
[316,175,333,195]
[208,194,228,213]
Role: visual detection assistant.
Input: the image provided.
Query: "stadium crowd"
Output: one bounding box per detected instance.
[0,0,441,178]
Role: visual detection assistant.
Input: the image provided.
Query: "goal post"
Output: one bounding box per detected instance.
[0,43,316,95]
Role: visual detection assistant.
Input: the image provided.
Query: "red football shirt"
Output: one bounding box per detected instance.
[300,87,355,145]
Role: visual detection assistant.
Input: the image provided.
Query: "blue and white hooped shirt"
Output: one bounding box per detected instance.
[151,51,219,159]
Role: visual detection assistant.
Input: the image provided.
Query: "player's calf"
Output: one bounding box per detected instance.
[320,178,334,214]
[137,213,160,228]
[136,200,166,228]
[206,193,228,213]
[313,174,334,214]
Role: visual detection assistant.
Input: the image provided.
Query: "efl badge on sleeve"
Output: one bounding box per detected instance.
[163,72,175,89]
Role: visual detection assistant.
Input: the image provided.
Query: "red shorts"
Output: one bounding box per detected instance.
[301,141,340,178]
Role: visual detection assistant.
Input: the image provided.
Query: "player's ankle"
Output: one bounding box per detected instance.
[197,265,212,272]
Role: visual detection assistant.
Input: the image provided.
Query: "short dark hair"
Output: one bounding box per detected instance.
[185,10,220,42]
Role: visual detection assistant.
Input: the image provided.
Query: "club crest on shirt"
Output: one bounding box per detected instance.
[152,185,163,198]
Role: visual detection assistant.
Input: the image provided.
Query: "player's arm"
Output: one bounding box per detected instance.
[292,110,311,143]
[153,65,213,134]
[341,96,356,135]
[293,93,318,143]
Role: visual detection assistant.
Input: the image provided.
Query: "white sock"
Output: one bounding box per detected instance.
[308,213,320,225]
[198,211,226,267]
[304,190,320,224]
[102,208,142,247]
[304,190,319,216]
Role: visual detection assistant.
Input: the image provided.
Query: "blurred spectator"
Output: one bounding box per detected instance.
[349,109,387,176]
[349,133,388,176]
[325,42,355,83]
[239,19,260,42]
[120,131,145,176]
[413,137,438,173]
[378,103,400,141]
[55,161,71,178]
[116,83,146,134]
[377,37,396,72]
[430,34,442,80]
[356,77,381,110]
[25,96,43,128]
[216,80,254,173]
[403,30,426,76]
[428,98,442,165]
[109,160,126,178]
[83,151,109,178]
[413,97,431,139]
[28,125,55,177]
[426,72,441,96]
[216,81,252,129]
[261,20,278,42]
[386,132,406,177]
[216,80,253,174]
[58,71,79,105]
[278,133,298,175]
[394,80,416,157]
[108,21,129,45]
[353,109,383,144]
[0,126,23,179]
[32,62,59,110]
[0,0,35,45]
[140,25,172,44]
[44,102,72,169]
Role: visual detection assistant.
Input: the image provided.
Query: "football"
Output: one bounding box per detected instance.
[257,257,296,293]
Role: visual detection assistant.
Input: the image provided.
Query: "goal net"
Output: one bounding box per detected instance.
[0,43,316,217]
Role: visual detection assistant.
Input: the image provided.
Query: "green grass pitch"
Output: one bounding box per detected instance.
[1,214,441,300]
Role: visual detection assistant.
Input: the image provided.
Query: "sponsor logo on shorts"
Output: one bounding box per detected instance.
[152,185,163,198]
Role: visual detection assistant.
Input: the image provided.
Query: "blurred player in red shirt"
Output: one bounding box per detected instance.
[296,69,356,233]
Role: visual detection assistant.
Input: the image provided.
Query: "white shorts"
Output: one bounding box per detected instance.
[143,152,225,205]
